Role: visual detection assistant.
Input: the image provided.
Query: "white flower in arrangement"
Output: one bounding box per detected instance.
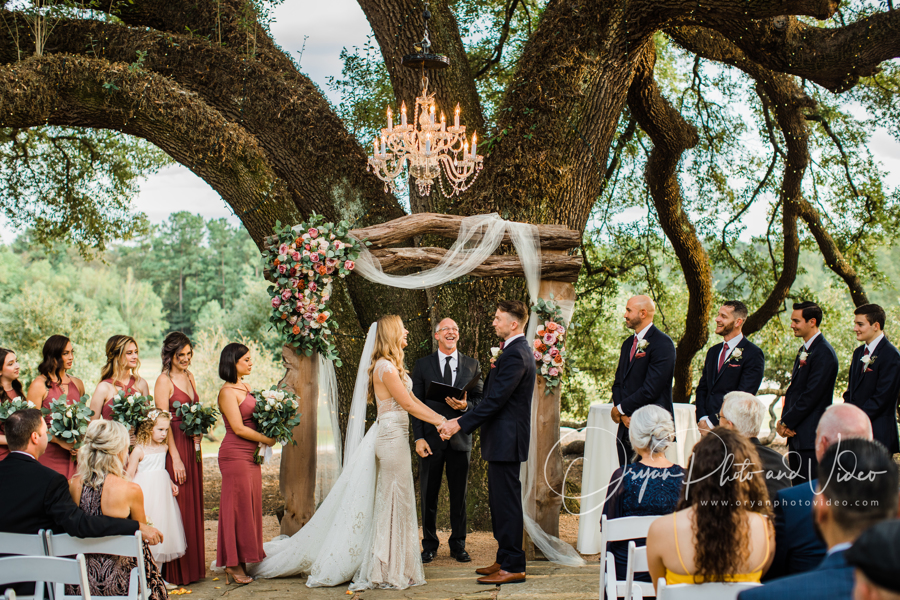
[541,363,549,375]
[26,401,35,408]
[730,347,743,360]
[127,397,134,405]
[66,410,73,419]
[542,353,552,363]
[637,339,650,352]
[275,391,286,401]
[292,400,299,409]
[275,402,283,410]
[191,404,199,413]
[264,403,272,412]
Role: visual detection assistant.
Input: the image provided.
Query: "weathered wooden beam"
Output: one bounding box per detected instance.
[350,213,582,250]
[367,247,583,282]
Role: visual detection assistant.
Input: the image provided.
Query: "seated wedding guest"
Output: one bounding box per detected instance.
[0,347,24,461]
[0,409,161,596]
[739,439,899,600]
[647,428,774,591]
[845,520,900,600]
[602,405,683,586]
[766,403,873,580]
[68,419,168,600]
[718,391,792,500]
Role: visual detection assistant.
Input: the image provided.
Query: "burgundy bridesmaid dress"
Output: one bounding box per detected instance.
[38,378,82,478]
[100,376,137,420]
[0,388,20,461]
[216,392,265,568]
[163,383,207,584]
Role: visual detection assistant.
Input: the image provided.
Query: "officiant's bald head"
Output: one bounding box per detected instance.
[624,295,656,331]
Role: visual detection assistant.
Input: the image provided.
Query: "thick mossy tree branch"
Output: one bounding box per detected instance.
[627,44,711,404]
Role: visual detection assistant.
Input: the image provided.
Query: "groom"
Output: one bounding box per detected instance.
[438,300,535,585]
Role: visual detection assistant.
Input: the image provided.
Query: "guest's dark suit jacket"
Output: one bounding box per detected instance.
[410,351,484,452]
[741,550,852,600]
[458,335,535,462]
[781,334,839,451]
[694,337,765,426]
[842,336,900,454]
[764,479,826,581]
[611,324,676,460]
[750,437,793,502]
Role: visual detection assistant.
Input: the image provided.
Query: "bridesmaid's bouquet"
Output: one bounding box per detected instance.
[171,400,220,462]
[109,390,154,430]
[0,398,37,421]
[43,395,94,459]
[251,387,302,464]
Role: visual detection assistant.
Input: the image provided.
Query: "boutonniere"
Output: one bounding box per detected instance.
[861,354,876,367]
[730,347,743,362]
[799,350,809,366]
[490,347,503,369]
[636,339,649,352]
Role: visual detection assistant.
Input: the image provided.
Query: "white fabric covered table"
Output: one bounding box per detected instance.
[576,403,700,554]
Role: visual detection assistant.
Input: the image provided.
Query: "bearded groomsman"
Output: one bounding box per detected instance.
[777,301,839,484]
[842,303,900,455]
[695,301,765,435]
[610,295,676,466]
[410,318,484,564]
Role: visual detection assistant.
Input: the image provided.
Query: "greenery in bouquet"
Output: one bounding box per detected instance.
[251,386,301,464]
[43,395,94,457]
[262,213,365,367]
[171,400,220,462]
[532,297,569,393]
[0,397,38,421]
[110,390,154,430]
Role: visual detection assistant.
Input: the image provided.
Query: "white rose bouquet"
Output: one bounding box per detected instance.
[251,386,302,464]
[171,401,220,462]
[110,390,154,430]
[0,397,37,422]
[43,395,94,460]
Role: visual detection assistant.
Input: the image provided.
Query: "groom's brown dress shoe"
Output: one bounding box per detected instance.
[475,562,502,576]
[477,570,526,585]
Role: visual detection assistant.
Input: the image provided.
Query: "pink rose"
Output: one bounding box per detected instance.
[277,264,288,274]
[305,244,311,251]
[543,333,557,345]
[549,367,559,377]
[330,233,335,240]
[321,293,330,302]
[533,350,543,361]
[289,315,298,325]
[291,251,301,261]
[308,228,319,238]
[542,353,552,363]
[533,339,543,350]
[546,322,558,332]
[279,243,289,255]
[326,257,339,267]
[344,260,355,270]
[281,289,292,300]
[303,312,314,322]
[326,266,335,274]
[310,253,321,263]
[549,347,559,357]
[334,240,344,250]
[309,282,318,292]
[556,326,566,336]
[271,297,282,308]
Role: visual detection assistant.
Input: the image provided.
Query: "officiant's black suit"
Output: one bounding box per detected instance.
[611,324,676,466]
[410,351,484,555]
[0,452,139,595]
[694,337,765,426]
[842,336,900,454]
[458,335,534,574]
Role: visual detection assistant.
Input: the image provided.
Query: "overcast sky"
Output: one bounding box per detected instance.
[2,1,899,242]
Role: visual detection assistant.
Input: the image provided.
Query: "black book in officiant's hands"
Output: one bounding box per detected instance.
[425,374,480,402]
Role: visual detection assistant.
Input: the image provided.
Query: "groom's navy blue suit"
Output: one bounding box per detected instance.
[458,334,535,573]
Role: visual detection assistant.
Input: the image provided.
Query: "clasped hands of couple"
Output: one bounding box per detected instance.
[415,393,467,457]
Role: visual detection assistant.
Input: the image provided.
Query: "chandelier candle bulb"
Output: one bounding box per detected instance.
[387,107,392,131]
[455,104,460,128]
[441,112,445,131]
[401,101,407,126]
[381,135,386,155]
[471,132,477,158]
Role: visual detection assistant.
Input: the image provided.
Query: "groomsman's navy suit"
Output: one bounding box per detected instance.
[740,549,853,600]
[611,324,676,466]
[781,334,838,483]
[763,480,825,580]
[842,336,900,454]
[458,334,535,574]
[410,350,484,555]
[694,336,765,426]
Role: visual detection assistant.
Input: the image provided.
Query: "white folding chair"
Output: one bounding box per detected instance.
[0,555,90,600]
[598,515,659,600]
[44,532,146,600]
[4,588,17,600]
[623,541,648,600]
[0,531,48,600]
[656,578,761,599]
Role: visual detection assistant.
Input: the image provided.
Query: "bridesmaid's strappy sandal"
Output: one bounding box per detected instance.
[224,569,253,584]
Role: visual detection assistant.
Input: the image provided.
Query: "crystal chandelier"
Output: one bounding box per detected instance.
[367,4,483,198]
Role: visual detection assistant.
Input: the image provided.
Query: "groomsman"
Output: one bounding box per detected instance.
[842,303,900,454]
[695,301,765,435]
[610,295,676,466]
[410,318,484,564]
[777,301,839,484]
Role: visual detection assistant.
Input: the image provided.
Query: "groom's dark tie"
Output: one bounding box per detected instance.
[444,356,453,385]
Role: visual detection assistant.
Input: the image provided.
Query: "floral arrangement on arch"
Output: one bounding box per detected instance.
[532,297,568,393]
[263,213,362,366]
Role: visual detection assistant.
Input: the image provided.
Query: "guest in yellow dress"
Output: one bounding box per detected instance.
[647,428,774,591]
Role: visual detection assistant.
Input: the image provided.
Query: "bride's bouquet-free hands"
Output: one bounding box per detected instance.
[251,386,302,464]
[171,401,220,462]
[43,395,94,460]
[110,390,154,430]
[0,397,37,421]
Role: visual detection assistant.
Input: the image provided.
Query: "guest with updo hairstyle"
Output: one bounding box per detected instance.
[89,335,150,421]
[67,420,167,599]
[0,347,25,461]
[602,405,684,586]
[153,331,206,584]
[26,335,86,477]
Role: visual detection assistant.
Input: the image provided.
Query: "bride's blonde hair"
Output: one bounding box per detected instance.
[77,419,130,488]
[366,315,407,405]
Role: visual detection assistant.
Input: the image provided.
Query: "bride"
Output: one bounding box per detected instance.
[249,315,448,589]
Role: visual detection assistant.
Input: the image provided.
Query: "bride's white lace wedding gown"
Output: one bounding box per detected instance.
[249,358,425,590]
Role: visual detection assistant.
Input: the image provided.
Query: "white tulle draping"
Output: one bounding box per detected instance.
[315,355,343,504]
[344,322,378,466]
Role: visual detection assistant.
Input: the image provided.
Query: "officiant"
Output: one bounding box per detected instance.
[410,318,484,564]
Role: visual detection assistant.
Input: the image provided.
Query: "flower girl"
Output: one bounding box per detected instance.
[128,410,187,566]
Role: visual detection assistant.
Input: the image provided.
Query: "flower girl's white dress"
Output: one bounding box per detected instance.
[132,445,187,564]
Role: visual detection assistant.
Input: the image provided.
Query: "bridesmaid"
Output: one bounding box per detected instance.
[90,335,150,421]
[154,332,206,585]
[26,336,85,477]
[216,343,274,584]
[0,347,25,461]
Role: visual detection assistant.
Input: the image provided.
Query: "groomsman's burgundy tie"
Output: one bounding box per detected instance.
[862,347,870,373]
[629,336,638,361]
[717,342,730,372]
[500,340,505,350]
